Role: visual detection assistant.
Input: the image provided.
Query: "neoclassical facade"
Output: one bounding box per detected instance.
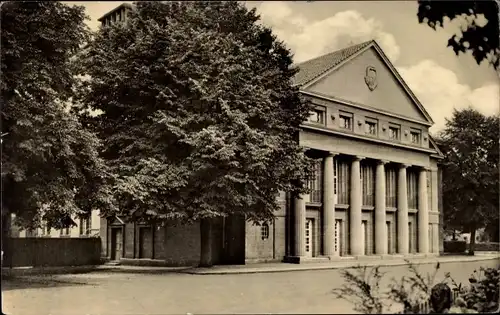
[282,40,443,262]
[98,3,444,266]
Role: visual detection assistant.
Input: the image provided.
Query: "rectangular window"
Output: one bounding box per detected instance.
[385,167,397,207]
[364,118,378,136]
[339,111,353,130]
[427,170,432,211]
[388,124,400,140]
[79,216,91,236]
[407,170,418,209]
[361,163,375,206]
[307,108,325,125]
[410,129,421,144]
[386,221,392,254]
[337,160,350,204]
[333,158,338,195]
[261,223,270,240]
[307,160,322,203]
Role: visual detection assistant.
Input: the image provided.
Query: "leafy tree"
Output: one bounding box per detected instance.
[435,108,499,254]
[417,0,500,70]
[1,2,115,237]
[76,1,314,266]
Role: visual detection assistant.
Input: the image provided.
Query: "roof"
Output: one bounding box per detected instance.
[292,40,373,86]
[429,135,444,158]
[97,3,134,22]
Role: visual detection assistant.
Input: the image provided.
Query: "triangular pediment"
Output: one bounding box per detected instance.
[298,42,433,125]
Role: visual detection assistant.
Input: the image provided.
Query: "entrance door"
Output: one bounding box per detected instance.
[305,219,313,257]
[361,221,367,255]
[334,219,342,256]
[111,228,123,260]
[408,222,413,253]
[386,221,392,254]
[139,227,153,259]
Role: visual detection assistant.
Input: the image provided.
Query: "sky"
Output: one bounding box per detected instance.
[70,1,499,133]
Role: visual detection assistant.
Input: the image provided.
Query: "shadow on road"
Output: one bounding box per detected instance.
[1,275,94,291]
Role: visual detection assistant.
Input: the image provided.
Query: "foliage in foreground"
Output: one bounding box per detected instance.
[417,0,500,70]
[1,1,116,230]
[332,260,500,314]
[75,1,315,225]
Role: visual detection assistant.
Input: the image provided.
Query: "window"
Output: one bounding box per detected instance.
[364,119,378,136]
[361,163,375,206]
[388,124,400,140]
[407,170,418,209]
[427,170,432,210]
[333,158,338,195]
[261,223,269,240]
[79,216,91,236]
[339,111,353,130]
[307,108,325,125]
[307,161,322,203]
[410,129,421,144]
[385,167,397,207]
[337,159,350,204]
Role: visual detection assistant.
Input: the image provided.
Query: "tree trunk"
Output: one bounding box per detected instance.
[452,230,456,241]
[468,228,476,256]
[199,218,213,267]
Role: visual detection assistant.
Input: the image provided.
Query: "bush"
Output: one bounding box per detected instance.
[444,241,467,253]
[333,262,500,314]
[448,267,500,313]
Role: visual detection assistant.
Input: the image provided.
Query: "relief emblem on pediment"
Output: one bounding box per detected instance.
[364,65,378,91]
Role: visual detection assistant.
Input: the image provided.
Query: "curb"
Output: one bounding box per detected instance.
[181,255,500,275]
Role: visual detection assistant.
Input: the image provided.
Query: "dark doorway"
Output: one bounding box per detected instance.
[221,214,246,265]
[111,228,123,260]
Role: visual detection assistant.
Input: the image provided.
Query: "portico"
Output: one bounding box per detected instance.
[289,150,436,261]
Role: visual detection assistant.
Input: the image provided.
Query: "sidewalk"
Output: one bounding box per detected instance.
[2,253,498,277]
[182,252,500,275]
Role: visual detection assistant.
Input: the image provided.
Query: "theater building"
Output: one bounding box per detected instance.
[98,6,444,266]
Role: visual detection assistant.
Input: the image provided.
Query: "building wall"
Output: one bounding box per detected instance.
[101,218,202,266]
[163,222,200,266]
[14,210,101,239]
[245,221,274,260]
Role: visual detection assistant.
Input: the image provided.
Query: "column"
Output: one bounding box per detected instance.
[294,194,306,257]
[418,167,429,254]
[397,164,410,255]
[323,152,336,257]
[375,160,388,255]
[350,156,364,256]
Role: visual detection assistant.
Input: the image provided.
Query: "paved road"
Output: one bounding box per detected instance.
[2,259,499,315]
